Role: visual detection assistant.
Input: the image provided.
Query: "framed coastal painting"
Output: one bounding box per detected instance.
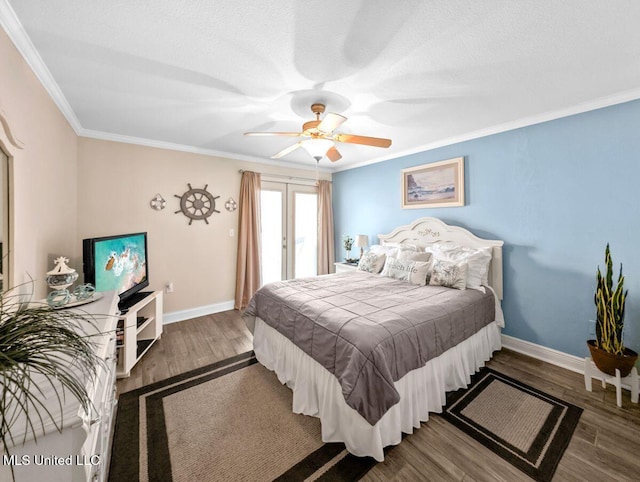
[401,157,465,209]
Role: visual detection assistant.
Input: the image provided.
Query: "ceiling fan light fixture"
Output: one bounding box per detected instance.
[246,102,391,163]
[301,138,334,161]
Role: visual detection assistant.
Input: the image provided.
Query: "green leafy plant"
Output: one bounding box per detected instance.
[0,282,100,477]
[594,244,627,355]
[343,235,354,252]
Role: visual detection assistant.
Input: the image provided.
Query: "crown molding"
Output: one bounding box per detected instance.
[0,0,82,134]
[333,88,640,172]
[79,128,334,173]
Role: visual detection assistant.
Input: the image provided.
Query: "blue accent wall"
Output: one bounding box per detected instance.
[333,99,640,358]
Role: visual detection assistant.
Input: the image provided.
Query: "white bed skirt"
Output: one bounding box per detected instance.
[253,318,502,462]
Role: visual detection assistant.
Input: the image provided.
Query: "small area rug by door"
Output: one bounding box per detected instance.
[443,368,582,482]
[108,351,377,481]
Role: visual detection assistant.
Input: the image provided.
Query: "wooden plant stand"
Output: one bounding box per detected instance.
[584,357,639,407]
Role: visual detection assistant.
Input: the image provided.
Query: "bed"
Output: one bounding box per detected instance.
[242,217,504,461]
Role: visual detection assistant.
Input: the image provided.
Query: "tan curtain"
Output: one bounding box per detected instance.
[235,171,262,310]
[317,180,335,274]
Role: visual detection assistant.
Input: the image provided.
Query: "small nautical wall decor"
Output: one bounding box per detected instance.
[174,183,220,225]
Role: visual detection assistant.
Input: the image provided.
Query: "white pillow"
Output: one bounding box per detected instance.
[380,256,430,286]
[357,252,386,273]
[381,242,424,252]
[478,247,493,285]
[431,245,491,291]
[429,259,468,290]
[369,244,398,258]
[397,250,432,263]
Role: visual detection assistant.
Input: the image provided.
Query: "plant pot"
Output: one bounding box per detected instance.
[587,340,638,377]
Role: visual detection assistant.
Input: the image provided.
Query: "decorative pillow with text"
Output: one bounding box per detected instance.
[380,257,430,286]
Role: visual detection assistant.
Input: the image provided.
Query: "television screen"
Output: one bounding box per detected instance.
[85,233,148,297]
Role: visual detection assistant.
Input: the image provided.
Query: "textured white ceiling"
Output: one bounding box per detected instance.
[4,0,640,171]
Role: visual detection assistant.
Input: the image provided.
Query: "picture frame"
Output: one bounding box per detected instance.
[401,157,465,209]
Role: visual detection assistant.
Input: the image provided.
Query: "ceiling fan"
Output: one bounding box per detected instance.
[244,103,392,162]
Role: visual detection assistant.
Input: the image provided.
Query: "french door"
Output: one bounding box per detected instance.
[260,181,318,285]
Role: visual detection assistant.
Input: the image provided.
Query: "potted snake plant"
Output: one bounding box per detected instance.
[587,244,638,377]
[0,282,100,480]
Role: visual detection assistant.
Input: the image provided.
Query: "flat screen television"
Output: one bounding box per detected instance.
[83,232,149,309]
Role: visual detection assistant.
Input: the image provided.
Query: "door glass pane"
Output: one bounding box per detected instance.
[260,190,283,285]
[294,192,317,278]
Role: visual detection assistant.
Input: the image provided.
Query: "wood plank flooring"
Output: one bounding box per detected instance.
[116,311,640,481]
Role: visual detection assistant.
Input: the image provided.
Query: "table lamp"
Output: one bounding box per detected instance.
[355,235,368,259]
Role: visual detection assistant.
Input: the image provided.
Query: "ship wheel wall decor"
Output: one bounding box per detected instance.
[174,183,220,225]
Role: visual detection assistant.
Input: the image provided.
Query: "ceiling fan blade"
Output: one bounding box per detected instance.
[244,131,301,137]
[317,113,347,134]
[271,142,303,159]
[326,146,342,162]
[333,133,392,148]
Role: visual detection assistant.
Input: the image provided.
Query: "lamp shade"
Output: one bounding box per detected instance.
[301,138,334,160]
[354,235,368,248]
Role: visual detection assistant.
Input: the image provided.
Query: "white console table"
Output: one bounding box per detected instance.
[584,357,639,407]
[0,292,119,482]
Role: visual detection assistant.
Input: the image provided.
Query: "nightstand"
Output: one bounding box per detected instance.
[334,262,359,273]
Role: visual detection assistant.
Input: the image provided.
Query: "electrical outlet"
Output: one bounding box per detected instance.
[229,228,235,237]
[588,319,596,336]
[166,282,174,293]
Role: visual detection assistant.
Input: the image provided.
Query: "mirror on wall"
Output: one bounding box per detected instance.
[0,146,8,291]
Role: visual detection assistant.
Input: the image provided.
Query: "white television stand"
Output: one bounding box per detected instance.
[116,290,163,378]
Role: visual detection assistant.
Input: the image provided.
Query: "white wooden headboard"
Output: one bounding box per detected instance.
[378,217,504,299]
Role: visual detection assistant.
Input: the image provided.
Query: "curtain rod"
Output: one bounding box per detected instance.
[238,169,331,183]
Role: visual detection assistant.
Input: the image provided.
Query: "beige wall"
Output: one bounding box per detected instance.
[77,138,330,314]
[0,27,78,298]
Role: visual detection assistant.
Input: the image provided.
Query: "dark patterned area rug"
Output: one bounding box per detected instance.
[443,368,582,482]
[109,351,377,481]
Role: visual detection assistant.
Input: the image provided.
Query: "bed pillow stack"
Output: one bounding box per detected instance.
[357,244,402,273]
[426,243,492,291]
[377,244,432,285]
[362,242,492,292]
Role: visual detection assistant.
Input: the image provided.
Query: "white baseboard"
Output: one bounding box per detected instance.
[501,334,585,374]
[501,334,637,392]
[163,300,235,324]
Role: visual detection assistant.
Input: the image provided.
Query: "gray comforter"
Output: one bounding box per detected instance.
[243,271,495,425]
